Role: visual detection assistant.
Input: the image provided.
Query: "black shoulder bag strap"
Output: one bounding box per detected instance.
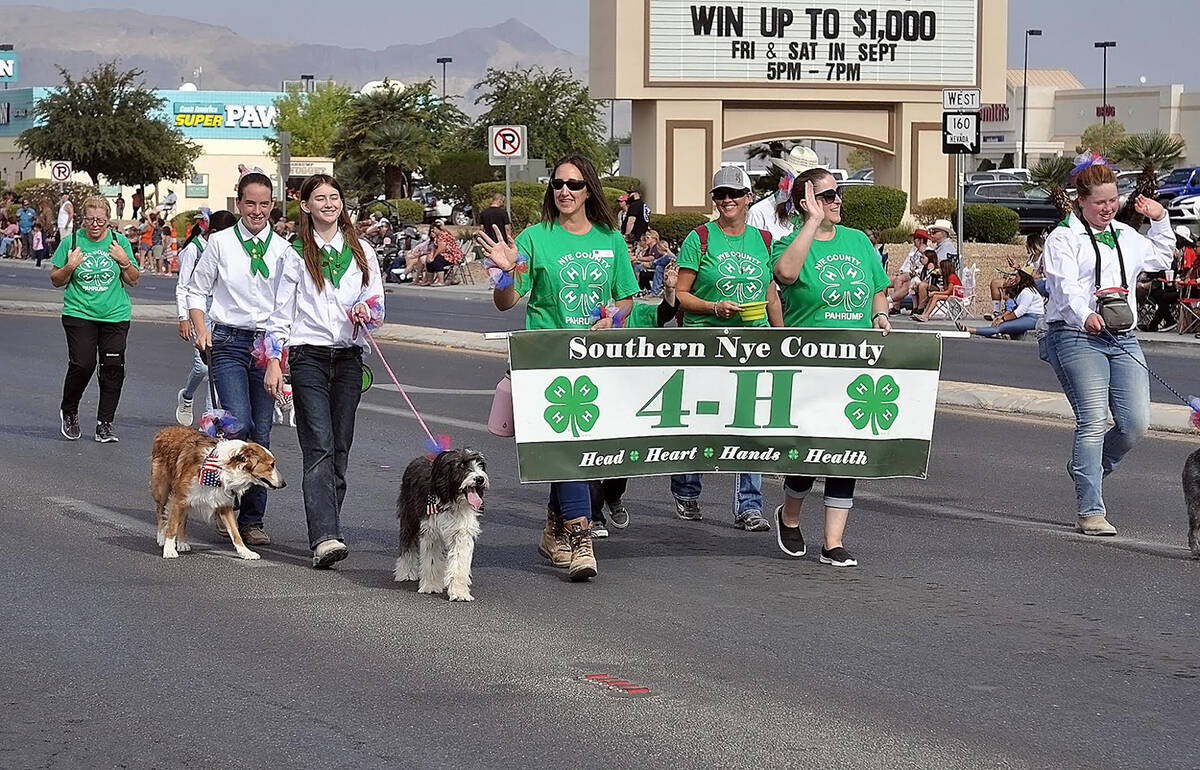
[1081,217,1126,291]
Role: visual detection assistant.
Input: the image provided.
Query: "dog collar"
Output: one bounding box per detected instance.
[198,447,223,487]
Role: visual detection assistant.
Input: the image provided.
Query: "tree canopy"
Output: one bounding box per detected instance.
[16,60,200,186]
[330,80,468,200]
[471,66,611,171]
[1076,120,1126,156]
[267,81,353,159]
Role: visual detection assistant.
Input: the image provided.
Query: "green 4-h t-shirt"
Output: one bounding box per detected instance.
[52,230,135,323]
[772,225,890,329]
[676,222,774,327]
[513,221,639,330]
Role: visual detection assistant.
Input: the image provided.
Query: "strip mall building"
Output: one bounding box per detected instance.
[0,88,330,214]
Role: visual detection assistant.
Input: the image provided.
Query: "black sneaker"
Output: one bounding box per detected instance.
[819,546,858,567]
[607,500,630,529]
[590,519,609,539]
[674,497,702,521]
[60,410,81,441]
[94,422,119,443]
[774,505,805,557]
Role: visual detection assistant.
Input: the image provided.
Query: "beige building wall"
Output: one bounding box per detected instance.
[592,0,1009,213]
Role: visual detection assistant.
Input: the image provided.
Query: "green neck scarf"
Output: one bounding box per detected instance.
[235,224,273,279]
[292,238,354,289]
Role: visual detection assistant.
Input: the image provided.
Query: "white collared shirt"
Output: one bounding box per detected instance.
[174,236,205,320]
[185,220,290,329]
[1043,212,1174,329]
[746,194,794,241]
[267,230,384,351]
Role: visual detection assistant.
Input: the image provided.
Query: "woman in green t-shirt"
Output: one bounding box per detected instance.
[49,195,140,443]
[770,168,893,568]
[476,153,638,583]
[671,165,777,532]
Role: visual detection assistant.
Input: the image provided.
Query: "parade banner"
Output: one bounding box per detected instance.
[508,328,943,483]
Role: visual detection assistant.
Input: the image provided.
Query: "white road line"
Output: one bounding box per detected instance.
[357,401,491,432]
[48,496,277,564]
[372,384,495,396]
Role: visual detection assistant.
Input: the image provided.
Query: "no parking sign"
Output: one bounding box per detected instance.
[49,160,73,182]
[488,125,527,166]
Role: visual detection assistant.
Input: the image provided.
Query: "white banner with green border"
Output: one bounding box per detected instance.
[508,328,943,483]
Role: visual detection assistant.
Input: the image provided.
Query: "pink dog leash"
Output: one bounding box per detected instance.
[362,327,450,453]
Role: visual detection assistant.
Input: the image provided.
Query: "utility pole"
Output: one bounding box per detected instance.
[1020,29,1041,168]
[436,57,453,99]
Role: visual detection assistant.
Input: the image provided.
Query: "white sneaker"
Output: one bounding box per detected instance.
[175,388,193,426]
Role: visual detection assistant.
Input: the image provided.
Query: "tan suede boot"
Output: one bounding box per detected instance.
[564,516,597,582]
[538,507,571,568]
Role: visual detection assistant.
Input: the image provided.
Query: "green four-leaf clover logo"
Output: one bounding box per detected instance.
[558,259,607,313]
[714,254,765,303]
[544,375,600,437]
[818,261,870,311]
[844,374,899,435]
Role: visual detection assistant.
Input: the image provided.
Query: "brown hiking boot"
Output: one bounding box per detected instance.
[240,525,272,546]
[538,507,571,568]
[564,516,597,582]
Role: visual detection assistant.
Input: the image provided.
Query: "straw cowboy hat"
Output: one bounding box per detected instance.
[766,145,821,176]
[928,219,955,236]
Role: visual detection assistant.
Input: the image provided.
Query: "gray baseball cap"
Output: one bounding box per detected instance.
[710,166,753,193]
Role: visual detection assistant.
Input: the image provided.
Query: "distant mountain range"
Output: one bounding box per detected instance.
[1,5,586,111]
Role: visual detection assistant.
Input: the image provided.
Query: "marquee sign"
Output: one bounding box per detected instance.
[647,0,978,86]
[172,102,278,130]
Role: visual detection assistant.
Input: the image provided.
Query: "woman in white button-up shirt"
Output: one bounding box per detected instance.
[187,170,292,545]
[1039,161,1173,538]
[264,174,384,569]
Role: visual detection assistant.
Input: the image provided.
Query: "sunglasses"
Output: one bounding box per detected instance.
[550,178,587,191]
[711,187,749,201]
[813,187,842,204]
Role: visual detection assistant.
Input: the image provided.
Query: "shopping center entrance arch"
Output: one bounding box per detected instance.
[590,0,1008,213]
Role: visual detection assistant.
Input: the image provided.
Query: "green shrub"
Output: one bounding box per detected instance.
[877,225,915,243]
[600,186,626,215]
[839,185,906,232]
[963,203,1019,243]
[649,212,711,248]
[428,151,497,206]
[601,175,642,194]
[390,198,424,224]
[13,177,51,197]
[470,181,546,211]
[510,196,544,231]
[284,200,301,222]
[172,209,200,236]
[911,197,957,226]
[14,180,99,223]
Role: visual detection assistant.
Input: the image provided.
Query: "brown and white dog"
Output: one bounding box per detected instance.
[149,426,286,560]
[394,449,488,601]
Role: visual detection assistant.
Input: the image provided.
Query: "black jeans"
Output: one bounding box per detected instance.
[61,316,129,423]
[289,345,363,549]
[589,478,628,523]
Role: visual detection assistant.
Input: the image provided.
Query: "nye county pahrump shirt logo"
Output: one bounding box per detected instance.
[75,252,118,293]
[713,250,767,303]
[558,249,614,324]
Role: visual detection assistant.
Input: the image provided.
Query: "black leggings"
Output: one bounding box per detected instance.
[61,316,129,422]
[589,478,628,523]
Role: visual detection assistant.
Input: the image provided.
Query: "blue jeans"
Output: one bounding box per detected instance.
[671,473,764,518]
[650,254,674,294]
[975,315,1039,338]
[549,481,591,522]
[182,347,213,410]
[209,324,275,527]
[1038,323,1150,517]
[289,345,363,549]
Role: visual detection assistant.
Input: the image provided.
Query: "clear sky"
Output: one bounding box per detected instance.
[15,0,1198,88]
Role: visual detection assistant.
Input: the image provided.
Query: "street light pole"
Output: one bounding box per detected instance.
[1020,29,1041,169]
[1094,41,1116,128]
[436,57,453,99]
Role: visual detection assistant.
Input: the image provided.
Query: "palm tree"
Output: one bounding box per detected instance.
[1112,130,1186,227]
[1026,155,1076,216]
[358,123,437,200]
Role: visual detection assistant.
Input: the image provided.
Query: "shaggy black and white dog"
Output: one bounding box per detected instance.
[1184,449,1200,558]
[394,449,489,601]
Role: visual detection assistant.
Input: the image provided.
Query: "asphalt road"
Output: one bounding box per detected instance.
[0,313,1197,769]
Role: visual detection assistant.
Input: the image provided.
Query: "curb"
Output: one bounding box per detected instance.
[2,299,1192,433]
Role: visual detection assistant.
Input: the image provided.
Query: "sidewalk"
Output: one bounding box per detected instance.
[2,272,1195,434]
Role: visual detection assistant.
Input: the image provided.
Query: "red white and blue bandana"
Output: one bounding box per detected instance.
[198,448,223,487]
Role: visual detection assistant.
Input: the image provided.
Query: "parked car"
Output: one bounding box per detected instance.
[411,186,472,226]
[964,181,1061,234]
[1167,194,1200,234]
[848,168,873,181]
[966,170,1029,184]
[1155,167,1200,203]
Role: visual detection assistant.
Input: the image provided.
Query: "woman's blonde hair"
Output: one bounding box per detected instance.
[82,195,111,218]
